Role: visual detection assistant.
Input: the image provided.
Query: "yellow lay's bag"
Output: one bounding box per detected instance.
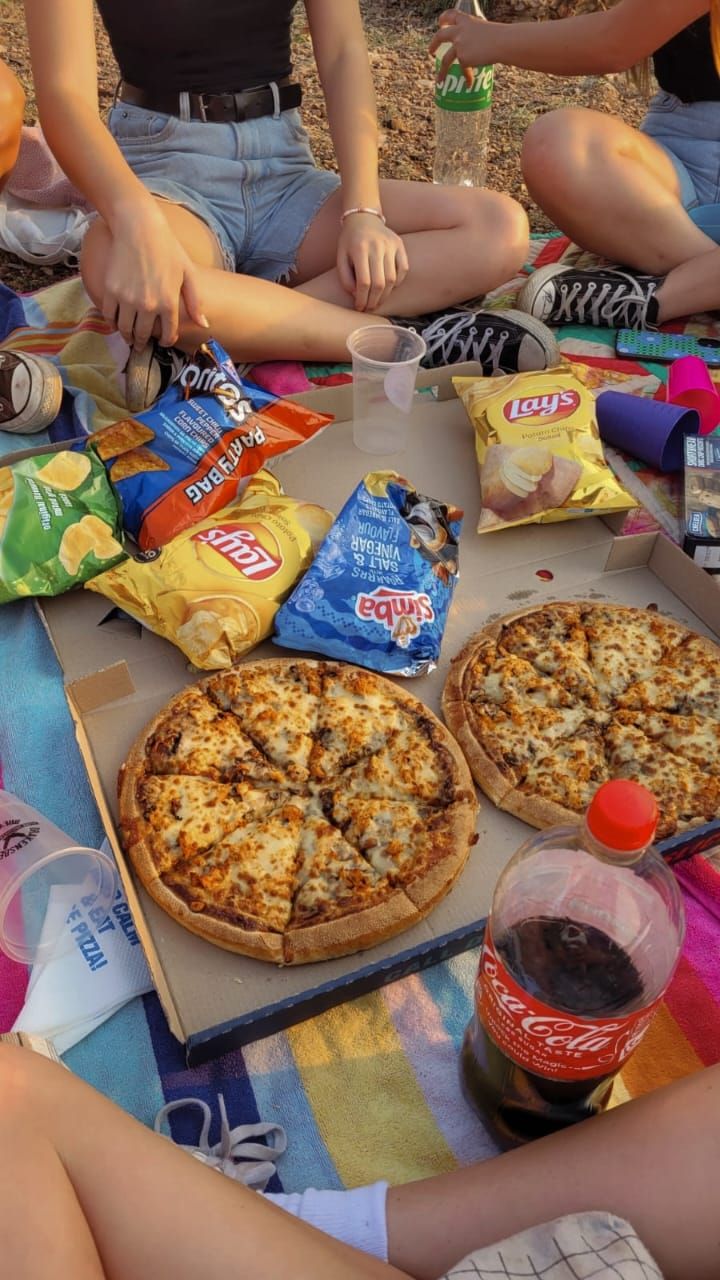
[454,364,634,533]
[86,470,333,669]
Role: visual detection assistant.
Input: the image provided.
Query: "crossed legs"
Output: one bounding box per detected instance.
[80,181,529,363]
[1,1044,720,1280]
[521,106,720,323]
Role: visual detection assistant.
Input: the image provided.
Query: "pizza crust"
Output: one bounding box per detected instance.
[118,659,479,964]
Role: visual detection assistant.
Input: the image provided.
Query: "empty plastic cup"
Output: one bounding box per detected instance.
[347,325,427,455]
[0,789,117,964]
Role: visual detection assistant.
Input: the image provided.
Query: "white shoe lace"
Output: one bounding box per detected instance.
[155,1094,287,1190]
[420,312,510,373]
[553,273,655,328]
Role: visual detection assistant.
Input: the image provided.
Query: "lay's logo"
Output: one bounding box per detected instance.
[355,587,434,631]
[503,390,581,425]
[193,524,281,580]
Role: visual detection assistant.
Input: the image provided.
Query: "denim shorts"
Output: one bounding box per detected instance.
[641,91,720,242]
[107,103,340,278]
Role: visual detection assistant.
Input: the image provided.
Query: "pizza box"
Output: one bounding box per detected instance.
[36,363,720,1064]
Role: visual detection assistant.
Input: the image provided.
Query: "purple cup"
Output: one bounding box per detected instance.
[596,391,701,472]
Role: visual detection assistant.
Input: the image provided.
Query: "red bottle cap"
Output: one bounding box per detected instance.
[586,780,659,852]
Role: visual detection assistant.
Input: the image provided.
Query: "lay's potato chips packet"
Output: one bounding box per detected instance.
[89,339,333,551]
[454,364,635,534]
[86,470,333,669]
[0,451,125,603]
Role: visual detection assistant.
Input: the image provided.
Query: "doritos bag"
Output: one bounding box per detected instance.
[89,340,333,550]
[0,451,125,603]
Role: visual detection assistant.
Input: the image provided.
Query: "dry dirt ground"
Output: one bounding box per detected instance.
[0,0,646,294]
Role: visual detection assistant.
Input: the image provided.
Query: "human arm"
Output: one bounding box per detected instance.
[305,0,409,312]
[429,0,711,81]
[23,0,206,348]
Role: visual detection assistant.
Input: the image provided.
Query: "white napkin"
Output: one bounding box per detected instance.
[12,843,152,1052]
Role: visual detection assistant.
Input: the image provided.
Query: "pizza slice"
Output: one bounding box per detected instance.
[290,814,388,926]
[327,721,471,807]
[622,709,720,772]
[459,697,590,804]
[463,641,580,713]
[162,798,305,936]
[141,686,284,785]
[309,663,415,782]
[207,661,323,782]
[500,723,611,827]
[581,605,684,700]
[617,633,720,721]
[128,774,285,874]
[604,719,720,838]
[498,604,600,707]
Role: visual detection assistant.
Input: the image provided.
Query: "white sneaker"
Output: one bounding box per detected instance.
[0,350,63,434]
[154,1094,287,1191]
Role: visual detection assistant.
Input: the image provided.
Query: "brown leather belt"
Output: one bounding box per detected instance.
[117,79,302,124]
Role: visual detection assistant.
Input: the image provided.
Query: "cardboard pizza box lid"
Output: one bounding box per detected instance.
[37,365,720,1062]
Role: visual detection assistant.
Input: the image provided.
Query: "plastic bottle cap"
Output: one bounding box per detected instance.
[586,780,659,852]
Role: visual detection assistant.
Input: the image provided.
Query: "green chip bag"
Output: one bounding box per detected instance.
[0,450,126,603]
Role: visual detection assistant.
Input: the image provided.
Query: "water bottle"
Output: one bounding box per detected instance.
[433,0,494,187]
[460,780,685,1148]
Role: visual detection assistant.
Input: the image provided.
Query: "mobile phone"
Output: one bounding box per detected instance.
[615,329,720,367]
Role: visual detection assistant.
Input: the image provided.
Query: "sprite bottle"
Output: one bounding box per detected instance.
[433,0,493,187]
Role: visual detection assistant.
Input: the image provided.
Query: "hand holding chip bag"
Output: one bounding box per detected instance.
[86,470,334,669]
[0,450,125,604]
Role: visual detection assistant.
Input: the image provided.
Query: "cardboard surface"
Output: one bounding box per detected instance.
[39,366,720,1062]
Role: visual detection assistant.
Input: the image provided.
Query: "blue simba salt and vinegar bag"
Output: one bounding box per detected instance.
[274,471,463,677]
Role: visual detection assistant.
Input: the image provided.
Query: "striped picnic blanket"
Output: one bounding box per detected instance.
[1,236,719,1190]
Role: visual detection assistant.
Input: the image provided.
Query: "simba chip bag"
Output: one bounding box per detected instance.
[0,451,125,603]
[274,471,463,677]
[454,364,634,533]
[90,339,333,551]
[86,470,333,669]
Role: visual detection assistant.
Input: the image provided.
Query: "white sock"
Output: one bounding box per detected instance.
[263,1181,389,1261]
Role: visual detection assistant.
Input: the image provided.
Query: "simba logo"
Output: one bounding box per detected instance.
[179,363,252,427]
[355,587,434,630]
[194,524,281,580]
[0,820,40,860]
[503,390,581,424]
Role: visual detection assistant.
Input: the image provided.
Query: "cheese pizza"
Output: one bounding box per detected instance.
[442,601,720,839]
[119,660,478,964]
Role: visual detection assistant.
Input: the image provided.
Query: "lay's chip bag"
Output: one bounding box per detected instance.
[86,470,333,669]
[274,471,463,677]
[89,339,333,551]
[0,451,125,603]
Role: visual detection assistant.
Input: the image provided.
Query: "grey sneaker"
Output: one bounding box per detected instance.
[403,308,561,375]
[125,342,186,414]
[0,351,63,434]
[518,264,661,330]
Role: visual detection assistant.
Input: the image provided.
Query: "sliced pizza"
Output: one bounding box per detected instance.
[139,686,283,785]
[499,603,600,706]
[309,663,415,781]
[580,605,684,700]
[207,660,323,782]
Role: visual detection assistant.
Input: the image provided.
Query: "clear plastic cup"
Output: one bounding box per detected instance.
[347,325,427,455]
[0,789,117,964]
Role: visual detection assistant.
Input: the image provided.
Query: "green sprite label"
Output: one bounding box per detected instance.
[435,59,493,112]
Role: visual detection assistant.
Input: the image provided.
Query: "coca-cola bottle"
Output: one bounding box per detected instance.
[461,780,685,1147]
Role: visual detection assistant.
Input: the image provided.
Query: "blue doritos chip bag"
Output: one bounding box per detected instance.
[274,471,463,677]
[89,340,333,550]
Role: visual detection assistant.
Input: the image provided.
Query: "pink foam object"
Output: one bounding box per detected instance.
[247,361,313,396]
[663,355,720,436]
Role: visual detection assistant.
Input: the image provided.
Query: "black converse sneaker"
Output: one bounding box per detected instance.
[397,308,560,375]
[518,264,662,330]
[125,342,187,413]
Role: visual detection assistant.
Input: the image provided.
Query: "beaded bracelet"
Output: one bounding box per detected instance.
[340,206,387,225]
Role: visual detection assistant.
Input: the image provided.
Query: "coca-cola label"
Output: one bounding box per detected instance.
[503,390,581,426]
[476,932,661,1082]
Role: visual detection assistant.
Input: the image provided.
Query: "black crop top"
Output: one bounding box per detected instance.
[96,0,297,94]
[653,16,720,104]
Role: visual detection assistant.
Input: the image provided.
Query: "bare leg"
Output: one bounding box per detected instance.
[654,246,720,322]
[0,59,25,189]
[521,107,716,275]
[387,1064,720,1280]
[81,182,529,364]
[0,1045,407,1280]
[293,181,530,313]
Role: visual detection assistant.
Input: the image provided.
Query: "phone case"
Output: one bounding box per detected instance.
[615,329,720,367]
